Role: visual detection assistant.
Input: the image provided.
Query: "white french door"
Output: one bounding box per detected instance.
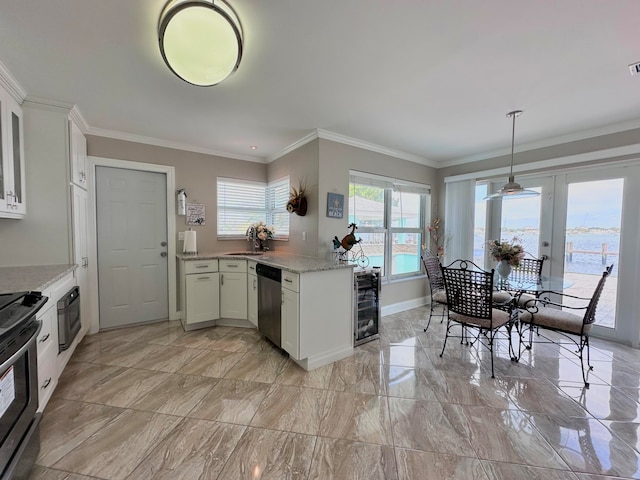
[478,164,640,345]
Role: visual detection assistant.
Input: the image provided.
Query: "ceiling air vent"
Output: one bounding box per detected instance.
[629,62,640,76]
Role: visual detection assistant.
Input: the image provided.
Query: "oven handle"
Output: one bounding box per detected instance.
[0,321,41,373]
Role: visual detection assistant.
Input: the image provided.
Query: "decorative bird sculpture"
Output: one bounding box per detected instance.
[340,223,361,251]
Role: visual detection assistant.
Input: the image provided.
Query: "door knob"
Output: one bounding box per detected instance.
[160,252,167,257]
[161,241,167,247]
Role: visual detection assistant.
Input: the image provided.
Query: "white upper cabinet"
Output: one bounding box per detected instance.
[0,88,26,218]
[69,119,87,189]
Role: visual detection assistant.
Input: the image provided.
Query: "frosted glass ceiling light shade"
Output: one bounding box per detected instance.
[484,110,541,200]
[159,0,243,86]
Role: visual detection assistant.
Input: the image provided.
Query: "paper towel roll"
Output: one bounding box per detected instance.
[183,230,197,253]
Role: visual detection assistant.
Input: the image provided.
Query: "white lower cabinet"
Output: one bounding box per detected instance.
[219,260,247,320]
[247,270,258,327]
[36,300,59,411]
[281,285,300,359]
[185,273,220,325]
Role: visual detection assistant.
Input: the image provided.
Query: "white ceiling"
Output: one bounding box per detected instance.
[0,0,639,167]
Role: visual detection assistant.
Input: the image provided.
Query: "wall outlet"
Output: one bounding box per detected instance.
[630,62,640,76]
[302,231,307,241]
[178,232,185,240]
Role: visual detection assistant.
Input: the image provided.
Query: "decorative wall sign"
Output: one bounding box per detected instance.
[186,203,205,225]
[326,192,344,218]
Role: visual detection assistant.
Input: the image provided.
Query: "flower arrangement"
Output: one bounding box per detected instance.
[426,217,447,257]
[486,237,525,266]
[249,221,275,241]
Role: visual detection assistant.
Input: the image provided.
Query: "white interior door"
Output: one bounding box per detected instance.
[96,167,168,329]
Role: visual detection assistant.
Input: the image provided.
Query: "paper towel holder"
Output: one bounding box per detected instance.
[177,189,187,216]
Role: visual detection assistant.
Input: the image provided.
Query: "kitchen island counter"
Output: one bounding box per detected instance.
[177,251,355,274]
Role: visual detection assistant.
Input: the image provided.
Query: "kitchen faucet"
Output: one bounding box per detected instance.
[246,225,259,252]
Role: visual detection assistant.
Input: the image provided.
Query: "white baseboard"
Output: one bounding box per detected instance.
[381,296,427,317]
[292,344,354,371]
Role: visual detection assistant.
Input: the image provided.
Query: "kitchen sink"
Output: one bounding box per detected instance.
[224,252,265,256]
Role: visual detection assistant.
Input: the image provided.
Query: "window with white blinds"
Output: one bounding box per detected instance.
[217,177,290,239]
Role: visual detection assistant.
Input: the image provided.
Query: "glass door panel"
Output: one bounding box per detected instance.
[563,178,622,329]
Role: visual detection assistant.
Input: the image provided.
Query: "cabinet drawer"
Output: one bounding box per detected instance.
[185,260,218,274]
[282,270,299,292]
[36,304,57,357]
[51,272,75,303]
[37,342,58,411]
[247,260,257,275]
[219,259,247,273]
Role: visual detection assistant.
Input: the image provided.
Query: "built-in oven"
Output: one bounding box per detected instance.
[0,291,47,480]
[57,286,80,353]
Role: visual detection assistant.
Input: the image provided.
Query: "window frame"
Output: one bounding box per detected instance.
[217,176,290,240]
[349,171,430,281]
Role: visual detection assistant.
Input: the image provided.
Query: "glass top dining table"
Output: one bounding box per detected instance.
[495,275,574,293]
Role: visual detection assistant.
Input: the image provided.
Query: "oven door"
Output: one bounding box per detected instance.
[0,320,40,478]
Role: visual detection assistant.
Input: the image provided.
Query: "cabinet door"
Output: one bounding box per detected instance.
[186,273,220,324]
[0,93,25,217]
[71,185,90,329]
[70,120,87,188]
[247,273,258,327]
[281,287,300,359]
[220,272,248,319]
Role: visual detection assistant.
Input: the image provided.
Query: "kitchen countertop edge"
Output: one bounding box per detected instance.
[177,252,355,274]
[0,264,78,294]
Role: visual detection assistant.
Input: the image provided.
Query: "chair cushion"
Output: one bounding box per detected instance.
[520,306,590,335]
[432,290,447,304]
[492,291,513,305]
[449,308,510,330]
[517,293,535,308]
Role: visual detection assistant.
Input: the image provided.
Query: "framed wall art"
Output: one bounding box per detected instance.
[326,192,344,218]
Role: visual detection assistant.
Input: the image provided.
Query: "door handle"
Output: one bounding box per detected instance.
[161,241,167,247]
[160,252,167,257]
[221,274,224,285]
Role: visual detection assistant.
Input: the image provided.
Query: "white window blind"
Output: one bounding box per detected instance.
[267,176,290,240]
[217,177,290,239]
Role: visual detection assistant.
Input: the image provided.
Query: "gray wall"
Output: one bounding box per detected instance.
[87,135,268,254]
[0,104,73,266]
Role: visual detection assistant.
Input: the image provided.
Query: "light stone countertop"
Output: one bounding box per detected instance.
[177,251,355,274]
[0,264,77,294]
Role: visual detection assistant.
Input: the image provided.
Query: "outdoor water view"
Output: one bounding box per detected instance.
[475,178,623,328]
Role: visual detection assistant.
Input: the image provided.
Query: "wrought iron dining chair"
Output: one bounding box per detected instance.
[421,254,447,332]
[510,255,545,307]
[520,264,613,388]
[440,259,518,378]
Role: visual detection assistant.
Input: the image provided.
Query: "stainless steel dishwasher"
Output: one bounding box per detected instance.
[256,263,282,347]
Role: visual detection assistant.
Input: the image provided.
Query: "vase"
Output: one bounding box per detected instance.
[496,260,511,280]
[258,239,269,251]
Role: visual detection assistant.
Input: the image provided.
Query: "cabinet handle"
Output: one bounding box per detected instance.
[225,264,238,268]
[284,278,293,283]
[282,291,284,305]
[198,276,210,280]
[253,279,257,290]
[196,265,209,269]
[41,378,52,389]
[39,333,50,343]
[221,274,224,285]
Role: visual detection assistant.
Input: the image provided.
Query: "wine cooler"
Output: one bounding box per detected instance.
[353,267,381,346]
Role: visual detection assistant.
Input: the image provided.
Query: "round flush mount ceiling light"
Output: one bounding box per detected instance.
[158,0,243,86]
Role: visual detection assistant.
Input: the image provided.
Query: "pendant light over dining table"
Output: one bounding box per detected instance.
[484,110,540,200]
[158,0,243,86]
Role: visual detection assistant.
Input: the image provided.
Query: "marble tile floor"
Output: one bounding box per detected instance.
[30,305,640,480]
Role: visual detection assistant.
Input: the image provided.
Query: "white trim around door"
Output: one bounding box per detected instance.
[87,156,178,334]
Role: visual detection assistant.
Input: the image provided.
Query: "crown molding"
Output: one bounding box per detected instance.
[267,131,319,162]
[87,126,266,163]
[441,117,640,168]
[316,129,439,167]
[444,143,640,183]
[23,96,74,113]
[0,60,27,103]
